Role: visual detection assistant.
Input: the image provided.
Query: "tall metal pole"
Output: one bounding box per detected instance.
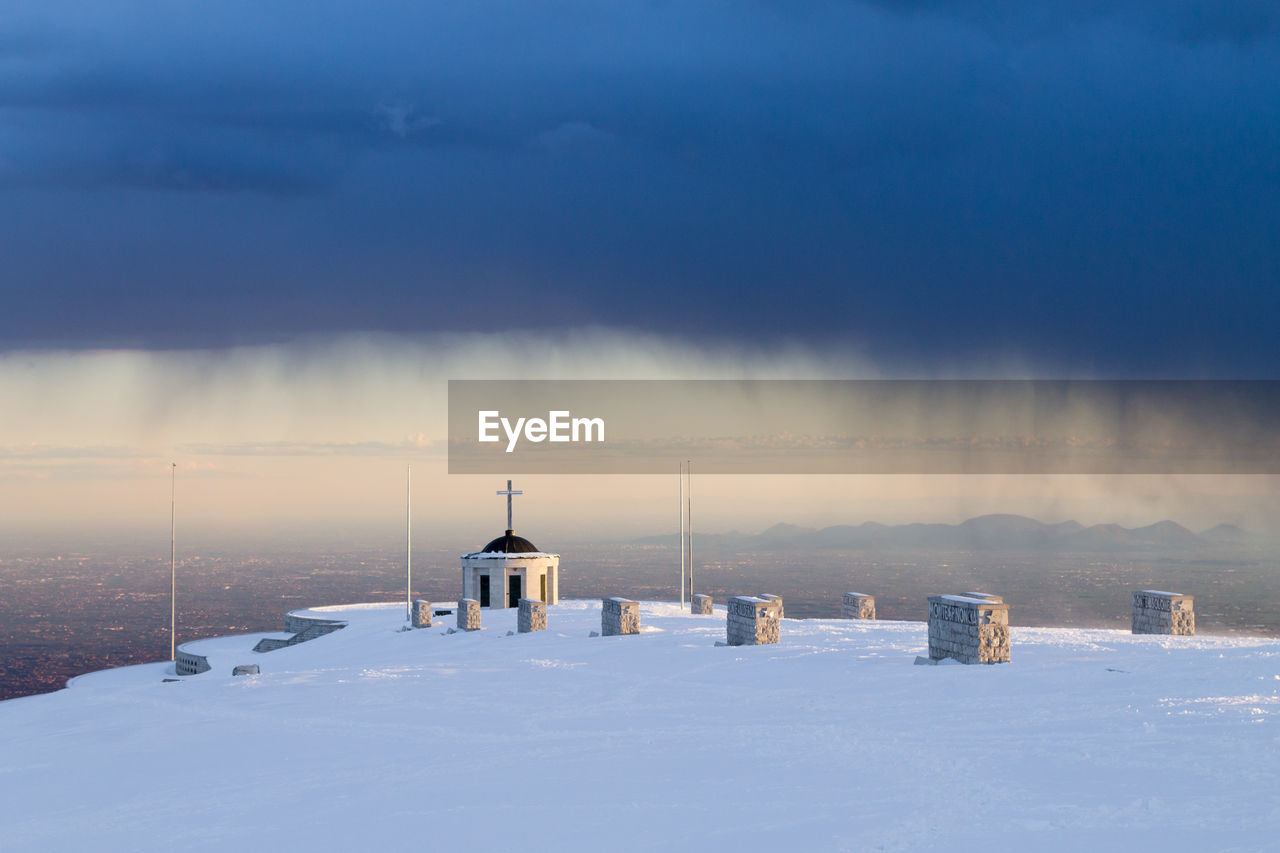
[406,463,412,620]
[170,462,176,662]
[679,462,685,609]
[687,460,692,601]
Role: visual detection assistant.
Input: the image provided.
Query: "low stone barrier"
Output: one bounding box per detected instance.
[602,598,640,636]
[691,594,713,615]
[518,598,547,633]
[927,593,1010,664]
[1132,590,1195,635]
[232,664,259,676]
[726,596,780,646]
[176,649,210,676]
[253,610,348,653]
[841,593,876,620]
[284,612,346,636]
[412,599,433,628]
[457,598,481,631]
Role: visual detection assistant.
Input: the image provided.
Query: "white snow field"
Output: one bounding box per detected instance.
[3,600,1279,852]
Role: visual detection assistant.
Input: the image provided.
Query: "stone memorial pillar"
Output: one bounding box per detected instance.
[602,598,640,636]
[1132,590,1195,635]
[726,596,780,646]
[412,599,433,628]
[691,594,713,615]
[841,593,876,620]
[518,598,547,633]
[457,598,481,631]
[926,593,1010,664]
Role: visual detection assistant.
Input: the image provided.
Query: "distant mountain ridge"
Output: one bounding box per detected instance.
[635,514,1262,552]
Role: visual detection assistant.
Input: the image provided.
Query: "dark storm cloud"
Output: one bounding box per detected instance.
[0,0,1277,373]
[863,0,1280,44]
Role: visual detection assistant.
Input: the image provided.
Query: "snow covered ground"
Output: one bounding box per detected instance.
[3,600,1279,852]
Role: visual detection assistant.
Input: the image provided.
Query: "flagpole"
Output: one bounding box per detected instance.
[406,463,412,620]
[679,462,685,609]
[687,460,692,601]
[170,462,176,662]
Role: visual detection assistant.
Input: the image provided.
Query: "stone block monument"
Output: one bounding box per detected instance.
[1132,590,1195,635]
[457,598,481,631]
[602,598,640,636]
[841,592,876,620]
[758,594,784,618]
[927,593,1010,664]
[726,596,780,646]
[518,598,547,633]
[231,664,259,676]
[412,599,433,628]
[691,594,713,615]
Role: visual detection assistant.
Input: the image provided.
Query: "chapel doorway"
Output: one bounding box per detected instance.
[508,575,521,608]
[479,575,490,607]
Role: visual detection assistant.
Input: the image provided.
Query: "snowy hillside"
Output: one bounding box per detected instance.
[2,601,1278,852]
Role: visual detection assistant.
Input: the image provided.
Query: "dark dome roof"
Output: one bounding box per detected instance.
[480,530,540,554]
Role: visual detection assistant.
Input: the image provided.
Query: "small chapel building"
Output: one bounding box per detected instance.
[460,481,560,609]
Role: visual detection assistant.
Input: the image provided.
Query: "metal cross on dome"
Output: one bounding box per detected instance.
[496,479,523,530]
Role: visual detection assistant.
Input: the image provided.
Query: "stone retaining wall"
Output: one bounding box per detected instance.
[457,598,481,631]
[841,593,875,620]
[175,649,210,675]
[726,596,780,646]
[602,598,640,636]
[1132,590,1195,635]
[927,593,1010,664]
[518,598,547,633]
[412,600,433,628]
[254,611,348,653]
[691,594,713,615]
[284,613,347,635]
[253,621,346,653]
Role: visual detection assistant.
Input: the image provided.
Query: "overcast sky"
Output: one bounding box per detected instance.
[2,2,1278,538]
[2,0,1277,374]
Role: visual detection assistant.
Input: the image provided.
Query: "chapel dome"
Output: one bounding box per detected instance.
[479,530,540,554]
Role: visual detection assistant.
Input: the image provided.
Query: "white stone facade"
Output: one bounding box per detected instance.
[457,599,481,631]
[927,593,1010,664]
[518,598,547,633]
[602,598,640,636]
[1132,590,1195,635]
[691,594,713,615]
[726,596,780,646]
[460,552,559,610]
[841,593,876,620]
[412,600,433,628]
